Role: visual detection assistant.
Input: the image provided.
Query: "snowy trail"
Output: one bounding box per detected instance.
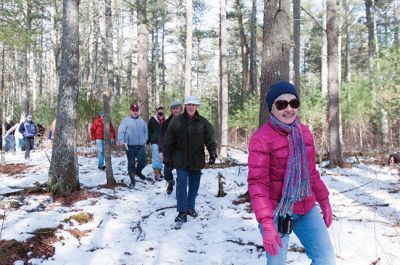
[0,150,399,265]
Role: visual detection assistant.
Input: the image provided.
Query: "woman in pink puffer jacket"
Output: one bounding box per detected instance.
[248,81,335,265]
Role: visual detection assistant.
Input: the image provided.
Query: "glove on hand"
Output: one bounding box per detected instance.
[261,219,283,256]
[319,199,333,228]
[208,153,217,165]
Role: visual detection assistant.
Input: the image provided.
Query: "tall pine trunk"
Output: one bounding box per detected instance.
[249,0,257,94]
[236,0,250,101]
[293,0,301,91]
[48,0,80,195]
[137,0,149,122]
[343,0,351,83]
[102,0,116,186]
[184,0,193,98]
[219,0,228,158]
[259,0,290,126]
[321,0,328,96]
[326,0,344,167]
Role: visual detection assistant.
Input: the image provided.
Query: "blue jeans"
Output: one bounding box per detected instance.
[95,139,105,169]
[5,135,15,151]
[176,169,202,212]
[151,144,162,170]
[16,138,23,153]
[259,207,335,265]
[126,145,146,175]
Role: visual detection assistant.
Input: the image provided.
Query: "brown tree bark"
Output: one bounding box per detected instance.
[249,0,257,94]
[48,0,80,195]
[236,0,250,101]
[137,0,149,122]
[219,0,228,158]
[259,0,290,126]
[184,0,193,98]
[326,0,344,167]
[102,0,116,186]
[293,0,301,91]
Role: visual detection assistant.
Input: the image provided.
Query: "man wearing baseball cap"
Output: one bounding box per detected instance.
[117,103,148,189]
[163,96,217,228]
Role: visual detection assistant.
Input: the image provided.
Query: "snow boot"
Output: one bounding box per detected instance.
[174,212,187,229]
[135,168,146,180]
[128,172,135,189]
[166,179,175,195]
[154,169,163,181]
[187,208,198,218]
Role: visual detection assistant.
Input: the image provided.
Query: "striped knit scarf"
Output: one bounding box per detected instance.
[269,114,312,217]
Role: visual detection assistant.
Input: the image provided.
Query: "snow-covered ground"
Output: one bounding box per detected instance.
[0,149,399,265]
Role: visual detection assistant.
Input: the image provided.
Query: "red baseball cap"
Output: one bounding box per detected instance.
[130,103,139,112]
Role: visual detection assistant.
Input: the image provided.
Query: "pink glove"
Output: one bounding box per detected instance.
[319,199,333,228]
[260,219,283,256]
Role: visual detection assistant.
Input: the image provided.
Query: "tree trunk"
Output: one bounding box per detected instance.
[381,108,389,152]
[249,0,257,94]
[365,0,377,63]
[137,0,149,122]
[236,0,250,102]
[259,0,290,126]
[343,0,351,83]
[184,0,193,98]
[219,0,228,158]
[293,0,301,91]
[161,23,166,92]
[394,2,399,48]
[102,0,116,186]
[326,0,344,167]
[48,0,80,195]
[321,0,328,96]
[1,48,5,165]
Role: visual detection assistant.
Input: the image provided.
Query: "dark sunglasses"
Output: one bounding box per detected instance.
[274,99,300,110]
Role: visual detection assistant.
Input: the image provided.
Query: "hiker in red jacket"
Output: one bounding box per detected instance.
[90,111,116,170]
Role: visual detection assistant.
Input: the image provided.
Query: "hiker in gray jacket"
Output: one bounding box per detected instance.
[118,103,148,188]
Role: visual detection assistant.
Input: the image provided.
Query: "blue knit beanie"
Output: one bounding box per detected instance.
[266,80,299,112]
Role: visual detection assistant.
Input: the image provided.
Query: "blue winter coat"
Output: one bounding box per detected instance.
[19,121,37,138]
[117,115,148,146]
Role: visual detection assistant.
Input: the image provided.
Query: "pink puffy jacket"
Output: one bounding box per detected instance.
[247,119,329,224]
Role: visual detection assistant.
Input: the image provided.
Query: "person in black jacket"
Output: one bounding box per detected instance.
[147,104,166,181]
[163,96,217,226]
[158,100,182,194]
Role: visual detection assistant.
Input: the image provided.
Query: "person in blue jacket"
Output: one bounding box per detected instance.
[118,103,148,189]
[18,113,38,160]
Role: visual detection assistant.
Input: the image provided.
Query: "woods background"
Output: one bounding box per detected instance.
[1,0,399,160]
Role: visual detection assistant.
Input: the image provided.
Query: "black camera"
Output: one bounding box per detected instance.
[278,214,293,234]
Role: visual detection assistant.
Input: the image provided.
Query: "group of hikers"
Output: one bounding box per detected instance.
[2,80,336,264]
[1,113,39,160]
[90,95,217,227]
[90,81,336,264]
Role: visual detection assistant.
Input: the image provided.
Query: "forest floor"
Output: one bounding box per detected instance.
[0,147,399,265]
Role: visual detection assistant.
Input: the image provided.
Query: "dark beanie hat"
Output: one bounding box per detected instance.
[266,80,299,111]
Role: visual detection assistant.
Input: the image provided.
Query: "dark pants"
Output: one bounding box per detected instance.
[126,145,146,175]
[164,165,174,182]
[24,137,34,159]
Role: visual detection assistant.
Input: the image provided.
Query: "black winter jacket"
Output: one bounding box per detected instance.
[163,111,217,170]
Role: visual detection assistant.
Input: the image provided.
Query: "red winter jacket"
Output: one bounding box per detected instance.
[90,116,116,141]
[247,119,329,225]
